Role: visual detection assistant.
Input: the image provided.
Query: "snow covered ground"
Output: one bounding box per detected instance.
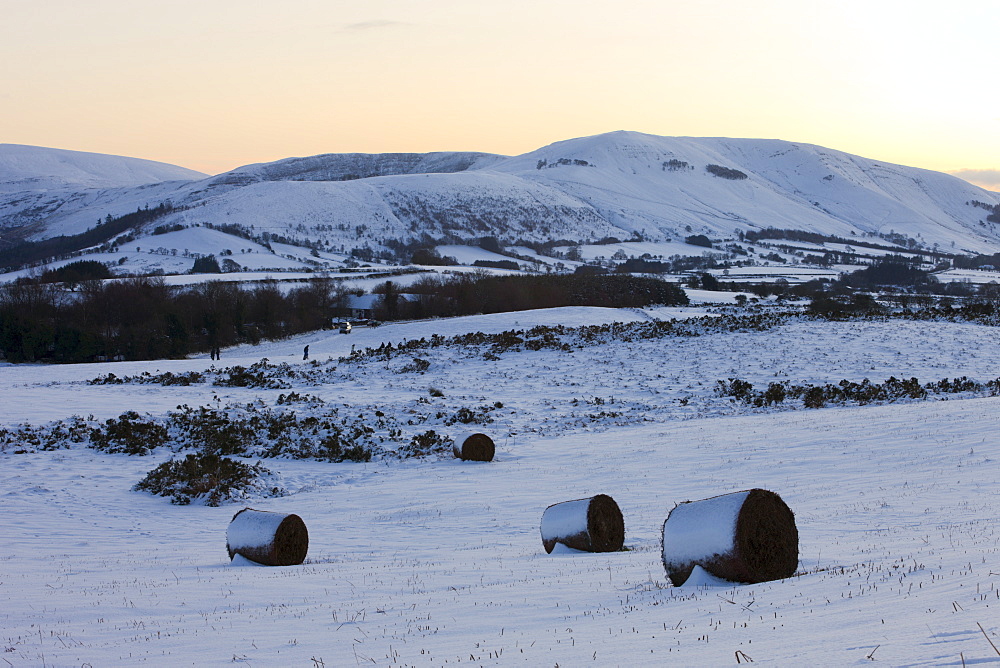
[705,265,843,283]
[433,245,525,267]
[556,241,721,262]
[3,306,1000,665]
[935,268,1000,285]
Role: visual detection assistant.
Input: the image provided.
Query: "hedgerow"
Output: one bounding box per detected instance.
[0,394,471,466]
[716,375,1000,409]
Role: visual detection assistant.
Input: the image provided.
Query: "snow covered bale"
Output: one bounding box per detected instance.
[226,508,309,566]
[661,488,797,586]
[453,431,495,462]
[540,494,625,553]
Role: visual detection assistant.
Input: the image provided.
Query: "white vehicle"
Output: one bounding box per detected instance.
[339,321,352,334]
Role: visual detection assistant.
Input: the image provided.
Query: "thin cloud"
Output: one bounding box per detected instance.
[950,169,1000,191]
[343,20,408,32]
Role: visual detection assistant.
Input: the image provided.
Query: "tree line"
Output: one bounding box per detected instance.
[371,273,688,321]
[1,272,689,363]
[0,276,348,363]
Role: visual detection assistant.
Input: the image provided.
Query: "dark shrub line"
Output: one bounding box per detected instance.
[716,375,1000,409]
[2,396,498,504]
[1,396,495,464]
[339,312,795,366]
[81,313,798,390]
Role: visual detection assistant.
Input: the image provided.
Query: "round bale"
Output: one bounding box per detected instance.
[453,431,495,462]
[540,494,625,553]
[226,508,309,566]
[661,488,797,586]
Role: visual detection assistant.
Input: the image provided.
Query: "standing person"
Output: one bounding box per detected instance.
[303,344,309,360]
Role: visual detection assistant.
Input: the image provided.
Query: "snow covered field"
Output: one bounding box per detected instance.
[935,268,1000,285]
[3,306,1000,665]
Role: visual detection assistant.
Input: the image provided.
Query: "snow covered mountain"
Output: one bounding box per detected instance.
[2,132,999,256]
[207,151,505,186]
[0,144,207,192]
[500,132,1000,253]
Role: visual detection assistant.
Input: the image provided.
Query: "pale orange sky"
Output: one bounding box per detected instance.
[2,0,997,189]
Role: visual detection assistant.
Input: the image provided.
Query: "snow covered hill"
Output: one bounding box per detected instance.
[2,132,999,258]
[0,143,206,193]
[498,132,1000,253]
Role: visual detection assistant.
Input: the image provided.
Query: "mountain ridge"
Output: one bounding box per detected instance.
[2,133,999,257]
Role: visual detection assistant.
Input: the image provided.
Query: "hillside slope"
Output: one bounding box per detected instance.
[2,133,998,255]
[493,132,1000,252]
[0,144,206,192]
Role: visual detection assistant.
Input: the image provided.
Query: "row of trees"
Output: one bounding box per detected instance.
[0,271,689,363]
[0,277,352,363]
[370,273,688,321]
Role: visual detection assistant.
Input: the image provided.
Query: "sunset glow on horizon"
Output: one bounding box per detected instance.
[3,0,997,190]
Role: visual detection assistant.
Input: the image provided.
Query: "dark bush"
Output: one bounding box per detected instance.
[807,294,885,318]
[716,378,754,402]
[477,236,503,253]
[802,386,827,408]
[615,258,668,273]
[191,255,222,273]
[396,430,453,458]
[685,234,713,248]
[400,357,431,373]
[0,416,92,453]
[762,382,787,405]
[39,260,112,284]
[133,453,279,506]
[411,248,458,266]
[172,406,258,456]
[313,433,374,463]
[444,403,502,426]
[90,370,205,386]
[151,223,185,235]
[214,359,294,389]
[90,411,168,455]
[473,259,520,270]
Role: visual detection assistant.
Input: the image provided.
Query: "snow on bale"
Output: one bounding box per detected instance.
[661,488,797,586]
[453,431,495,462]
[540,494,625,554]
[226,508,309,566]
